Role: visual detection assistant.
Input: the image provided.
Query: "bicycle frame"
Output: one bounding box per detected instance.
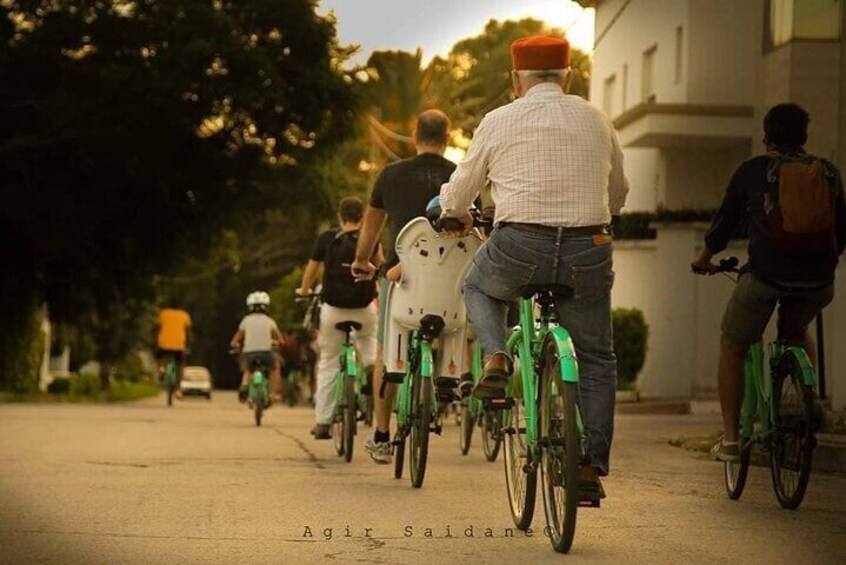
[740,340,818,445]
[505,296,582,457]
[334,335,359,404]
[395,333,436,428]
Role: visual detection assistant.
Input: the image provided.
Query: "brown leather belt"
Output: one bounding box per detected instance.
[499,222,608,236]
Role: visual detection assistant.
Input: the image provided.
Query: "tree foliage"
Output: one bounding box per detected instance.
[0,0,358,389]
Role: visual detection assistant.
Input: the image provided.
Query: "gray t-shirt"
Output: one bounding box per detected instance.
[239,313,279,353]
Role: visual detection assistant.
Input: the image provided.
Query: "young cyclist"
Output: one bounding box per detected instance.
[230,291,284,403]
[297,197,382,439]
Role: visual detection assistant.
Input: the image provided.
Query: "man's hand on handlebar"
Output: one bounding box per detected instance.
[690,248,719,275]
[351,258,377,281]
[438,212,474,238]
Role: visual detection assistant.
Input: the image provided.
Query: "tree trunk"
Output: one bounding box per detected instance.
[98,361,112,391]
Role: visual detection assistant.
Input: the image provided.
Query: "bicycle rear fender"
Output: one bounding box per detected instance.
[547,326,579,384]
[784,346,817,389]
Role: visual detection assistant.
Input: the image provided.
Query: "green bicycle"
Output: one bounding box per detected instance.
[392,315,444,488]
[283,367,300,407]
[331,320,367,463]
[499,286,586,554]
[160,354,179,407]
[702,257,820,510]
[459,340,502,462]
[246,357,271,427]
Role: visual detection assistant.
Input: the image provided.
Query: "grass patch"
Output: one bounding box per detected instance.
[1,378,159,404]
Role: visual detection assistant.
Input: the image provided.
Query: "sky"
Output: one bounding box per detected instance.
[316,0,595,66]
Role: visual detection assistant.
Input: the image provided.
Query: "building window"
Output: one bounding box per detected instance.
[603,74,616,116]
[622,64,629,110]
[765,0,842,51]
[642,45,657,103]
[674,26,683,84]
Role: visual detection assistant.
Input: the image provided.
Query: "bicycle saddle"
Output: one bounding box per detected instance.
[518,284,574,301]
[335,321,363,333]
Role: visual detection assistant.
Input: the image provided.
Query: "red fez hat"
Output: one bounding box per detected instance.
[511,36,571,70]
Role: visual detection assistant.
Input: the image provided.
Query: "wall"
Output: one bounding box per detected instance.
[687,0,760,106]
[590,0,689,118]
[661,143,751,210]
[612,225,845,408]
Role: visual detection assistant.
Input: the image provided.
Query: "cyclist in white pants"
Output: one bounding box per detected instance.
[297,197,382,439]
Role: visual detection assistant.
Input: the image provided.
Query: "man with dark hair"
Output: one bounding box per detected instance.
[351,109,457,464]
[297,196,382,439]
[692,102,846,461]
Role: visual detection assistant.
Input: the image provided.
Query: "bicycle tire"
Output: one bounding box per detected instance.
[167,384,174,407]
[481,410,502,463]
[770,351,816,510]
[343,375,356,463]
[409,374,432,488]
[724,438,751,500]
[539,337,580,553]
[394,433,406,479]
[459,401,474,455]
[503,360,537,530]
[254,387,263,427]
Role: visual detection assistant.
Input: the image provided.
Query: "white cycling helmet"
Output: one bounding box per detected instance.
[246,291,271,307]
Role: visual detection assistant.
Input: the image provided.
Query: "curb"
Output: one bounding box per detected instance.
[816,434,846,473]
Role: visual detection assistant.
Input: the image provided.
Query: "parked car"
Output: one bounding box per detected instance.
[180,366,213,399]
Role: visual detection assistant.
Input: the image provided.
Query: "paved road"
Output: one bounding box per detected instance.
[1,393,844,564]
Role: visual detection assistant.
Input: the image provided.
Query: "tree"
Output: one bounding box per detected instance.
[0,0,358,389]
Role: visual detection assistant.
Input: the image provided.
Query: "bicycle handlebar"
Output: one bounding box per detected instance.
[692,256,740,275]
[433,211,493,234]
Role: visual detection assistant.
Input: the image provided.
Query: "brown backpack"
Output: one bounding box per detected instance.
[764,152,837,254]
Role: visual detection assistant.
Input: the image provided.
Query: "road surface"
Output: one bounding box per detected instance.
[1,393,844,564]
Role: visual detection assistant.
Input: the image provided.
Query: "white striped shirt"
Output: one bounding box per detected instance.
[440,83,629,226]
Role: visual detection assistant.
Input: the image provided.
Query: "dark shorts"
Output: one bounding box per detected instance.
[243,351,276,372]
[721,272,834,344]
[156,349,185,365]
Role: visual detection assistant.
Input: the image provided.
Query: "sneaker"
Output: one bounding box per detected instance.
[711,439,740,463]
[364,438,392,465]
[311,424,332,440]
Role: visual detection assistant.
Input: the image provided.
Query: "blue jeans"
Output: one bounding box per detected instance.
[463,225,617,475]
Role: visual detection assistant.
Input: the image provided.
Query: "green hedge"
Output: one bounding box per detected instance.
[614,209,717,240]
[47,376,71,395]
[613,308,649,390]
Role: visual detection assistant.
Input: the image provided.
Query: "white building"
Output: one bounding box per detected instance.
[578,0,846,408]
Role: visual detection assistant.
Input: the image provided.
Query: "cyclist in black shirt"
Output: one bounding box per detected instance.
[352,109,457,464]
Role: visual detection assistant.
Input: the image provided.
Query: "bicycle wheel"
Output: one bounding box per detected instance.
[409,374,432,488]
[770,351,816,510]
[724,438,751,500]
[343,375,356,463]
[253,387,263,427]
[459,400,475,455]
[481,410,502,463]
[333,412,345,456]
[503,381,537,530]
[539,337,580,553]
[394,432,406,479]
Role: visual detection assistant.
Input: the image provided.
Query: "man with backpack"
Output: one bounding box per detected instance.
[691,103,846,462]
[297,196,381,440]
